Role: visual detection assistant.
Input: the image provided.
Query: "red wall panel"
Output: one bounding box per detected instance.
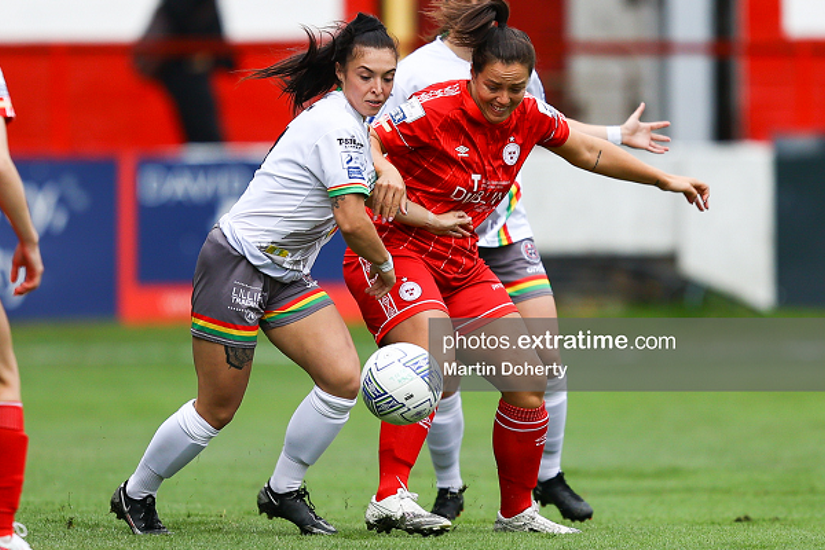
[1,0,380,155]
[742,0,825,140]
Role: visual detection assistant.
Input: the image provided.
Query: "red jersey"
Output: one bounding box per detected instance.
[0,68,16,122]
[372,79,569,275]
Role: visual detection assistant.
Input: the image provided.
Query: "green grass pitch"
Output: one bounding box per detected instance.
[12,320,825,549]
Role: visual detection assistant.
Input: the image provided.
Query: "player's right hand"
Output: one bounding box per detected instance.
[11,241,44,296]
[370,165,407,223]
[427,211,473,238]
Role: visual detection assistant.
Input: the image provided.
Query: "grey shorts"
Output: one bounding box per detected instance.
[190,227,334,348]
[478,238,553,304]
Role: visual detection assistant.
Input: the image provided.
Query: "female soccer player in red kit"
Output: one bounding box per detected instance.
[344,0,709,535]
[384,0,673,523]
[0,67,45,550]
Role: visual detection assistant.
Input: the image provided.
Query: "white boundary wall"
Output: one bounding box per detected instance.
[520,142,777,311]
[0,0,342,43]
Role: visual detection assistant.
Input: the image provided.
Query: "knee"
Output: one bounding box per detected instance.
[333,372,361,401]
[317,362,361,400]
[0,364,21,401]
[195,401,238,430]
[317,373,360,401]
[501,391,545,410]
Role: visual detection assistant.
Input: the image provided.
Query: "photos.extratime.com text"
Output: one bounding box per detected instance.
[440,330,677,355]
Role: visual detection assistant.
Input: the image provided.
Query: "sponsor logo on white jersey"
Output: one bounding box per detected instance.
[336,136,364,149]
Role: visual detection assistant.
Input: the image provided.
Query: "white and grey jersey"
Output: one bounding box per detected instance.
[220,91,375,281]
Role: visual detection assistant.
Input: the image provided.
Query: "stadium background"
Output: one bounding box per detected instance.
[1,0,823,323]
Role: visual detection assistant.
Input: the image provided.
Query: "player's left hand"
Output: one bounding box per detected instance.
[621,102,671,154]
[657,175,710,212]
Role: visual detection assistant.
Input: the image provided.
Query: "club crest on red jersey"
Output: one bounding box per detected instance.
[503,137,520,166]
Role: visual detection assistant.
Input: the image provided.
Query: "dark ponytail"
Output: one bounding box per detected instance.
[247,13,397,112]
[446,0,535,75]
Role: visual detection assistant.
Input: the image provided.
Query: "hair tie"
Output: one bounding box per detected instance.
[350,12,386,35]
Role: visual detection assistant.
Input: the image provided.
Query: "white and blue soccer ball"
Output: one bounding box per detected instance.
[360,342,443,426]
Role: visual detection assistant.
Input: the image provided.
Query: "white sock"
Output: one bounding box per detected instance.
[538,389,567,482]
[427,391,464,490]
[268,386,356,493]
[127,399,219,499]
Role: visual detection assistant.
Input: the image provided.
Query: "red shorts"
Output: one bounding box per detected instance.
[343,249,519,343]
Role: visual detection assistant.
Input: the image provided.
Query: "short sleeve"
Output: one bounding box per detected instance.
[0,69,16,122]
[371,95,433,155]
[532,99,569,148]
[313,127,373,198]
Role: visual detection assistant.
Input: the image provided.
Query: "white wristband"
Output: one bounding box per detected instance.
[606,125,622,145]
[376,256,394,273]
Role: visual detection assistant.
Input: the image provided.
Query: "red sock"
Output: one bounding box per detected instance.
[0,403,27,537]
[493,399,548,518]
[375,412,434,501]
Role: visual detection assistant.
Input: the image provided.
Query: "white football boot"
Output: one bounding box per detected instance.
[365,488,452,536]
[0,523,32,550]
[494,501,581,534]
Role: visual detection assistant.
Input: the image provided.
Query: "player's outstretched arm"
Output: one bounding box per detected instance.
[548,128,709,212]
[0,120,43,295]
[567,102,671,154]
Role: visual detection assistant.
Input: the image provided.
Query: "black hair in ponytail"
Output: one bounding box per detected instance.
[248,13,397,112]
[447,0,535,75]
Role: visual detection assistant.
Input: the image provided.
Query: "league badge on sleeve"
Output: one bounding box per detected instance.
[389,96,426,125]
[341,151,367,181]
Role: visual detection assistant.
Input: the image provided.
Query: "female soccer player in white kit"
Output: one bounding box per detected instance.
[110,13,405,536]
[378,0,673,523]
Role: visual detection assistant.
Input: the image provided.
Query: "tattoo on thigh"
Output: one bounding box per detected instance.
[224,346,253,370]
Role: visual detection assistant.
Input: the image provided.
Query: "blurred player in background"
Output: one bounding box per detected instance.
[110,13,403,537]
[0,67,45,550]
[380,0,672,523]
[346,0,708,535]
[134,0,236,143]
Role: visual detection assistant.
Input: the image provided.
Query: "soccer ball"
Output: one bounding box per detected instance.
[360,342,443,425]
